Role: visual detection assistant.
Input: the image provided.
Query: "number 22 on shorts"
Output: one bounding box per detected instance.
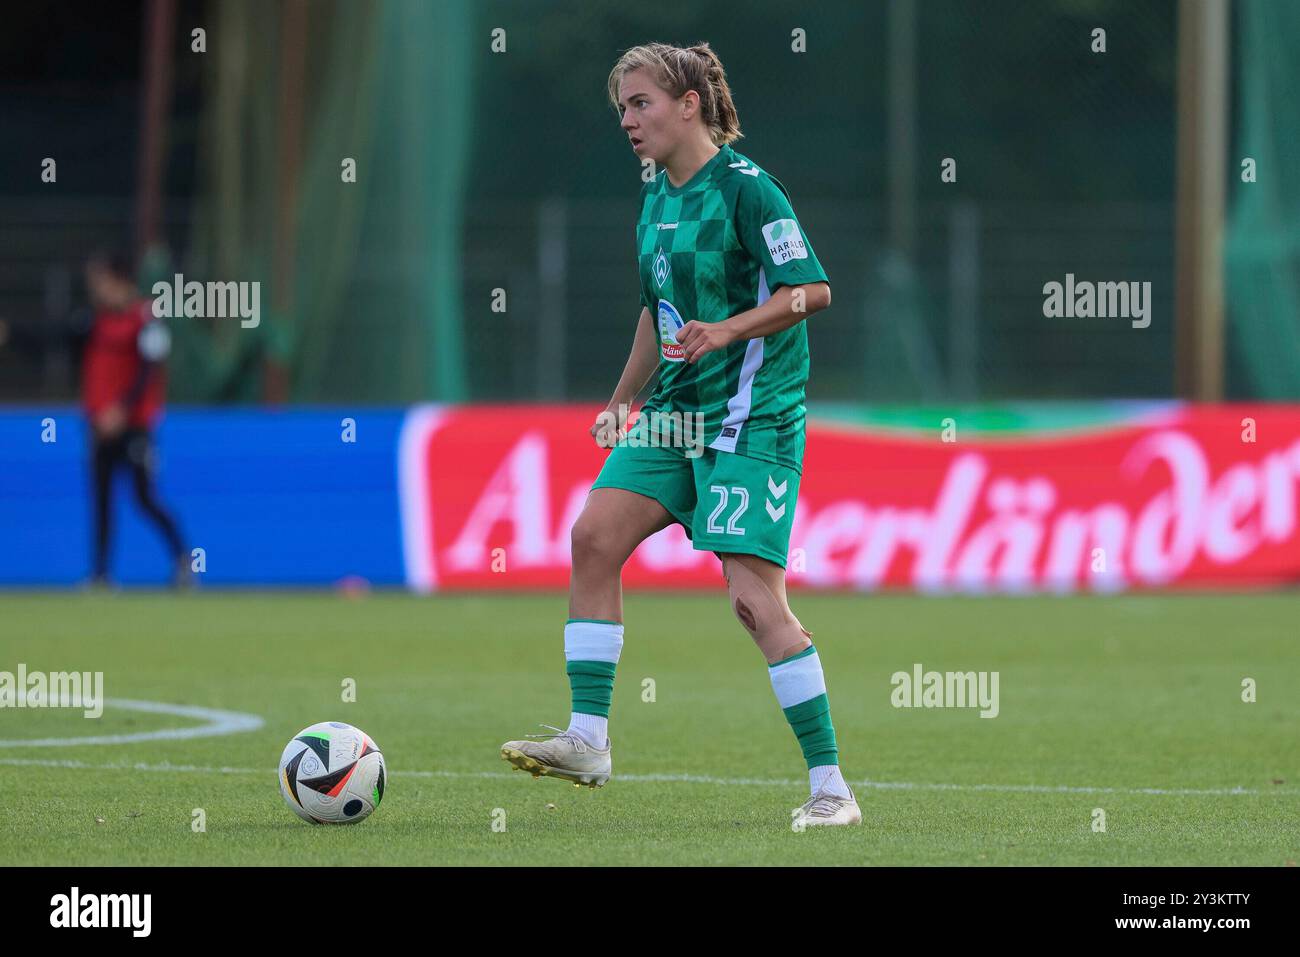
[707,485,749,536]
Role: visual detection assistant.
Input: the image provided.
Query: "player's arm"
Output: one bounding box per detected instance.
[717,282,830,340]
[678,283,829,365]
[608,306,659,407]
[117,318,172,411]
[590,306,659,445]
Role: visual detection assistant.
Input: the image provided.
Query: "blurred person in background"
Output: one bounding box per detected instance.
[82,248,189,588]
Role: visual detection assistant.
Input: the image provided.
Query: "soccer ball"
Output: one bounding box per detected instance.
[278,721,386,825]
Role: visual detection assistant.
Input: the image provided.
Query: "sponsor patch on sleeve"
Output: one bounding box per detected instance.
[761,219,808,265]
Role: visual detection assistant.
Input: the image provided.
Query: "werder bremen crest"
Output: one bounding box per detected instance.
[653,247,671,290]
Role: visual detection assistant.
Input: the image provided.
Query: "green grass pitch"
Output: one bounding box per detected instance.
[1,591,1297,866]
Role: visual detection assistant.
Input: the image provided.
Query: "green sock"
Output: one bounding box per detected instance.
[769,645,839,768]
[563,618,623,723]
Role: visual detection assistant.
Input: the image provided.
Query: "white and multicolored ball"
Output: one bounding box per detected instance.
[278,721,386,825]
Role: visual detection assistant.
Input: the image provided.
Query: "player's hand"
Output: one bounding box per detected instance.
[95,404,127,438]
[676,320,738,364]
[590,404,627,449]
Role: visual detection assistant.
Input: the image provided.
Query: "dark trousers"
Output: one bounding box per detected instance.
[92,427,184,578]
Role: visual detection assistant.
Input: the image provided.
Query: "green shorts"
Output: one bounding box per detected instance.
[590,422,801,569]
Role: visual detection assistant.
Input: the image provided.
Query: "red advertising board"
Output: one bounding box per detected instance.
[399,404,1300,592]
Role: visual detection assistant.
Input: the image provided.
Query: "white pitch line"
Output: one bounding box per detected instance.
[0,757,1293,798]
[0,699,263,747]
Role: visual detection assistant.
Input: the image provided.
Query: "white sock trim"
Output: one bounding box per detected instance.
[564,620,624,663]
[768,650,826,709]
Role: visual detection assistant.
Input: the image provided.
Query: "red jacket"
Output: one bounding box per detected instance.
[82,300,166,428]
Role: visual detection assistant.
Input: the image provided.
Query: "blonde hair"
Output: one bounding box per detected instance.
[607,42,742,147]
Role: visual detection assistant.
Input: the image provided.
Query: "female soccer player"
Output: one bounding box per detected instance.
[502,42,859,827]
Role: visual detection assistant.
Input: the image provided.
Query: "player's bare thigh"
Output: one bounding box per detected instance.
[569,487,675,615]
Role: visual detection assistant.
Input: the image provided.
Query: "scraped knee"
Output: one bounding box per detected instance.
[722,555,811,664]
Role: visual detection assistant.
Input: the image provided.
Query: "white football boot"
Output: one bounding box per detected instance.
[500,724,612,789]
[792,784,863,828]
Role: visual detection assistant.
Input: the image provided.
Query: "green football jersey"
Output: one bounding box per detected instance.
[635,142,829,472]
